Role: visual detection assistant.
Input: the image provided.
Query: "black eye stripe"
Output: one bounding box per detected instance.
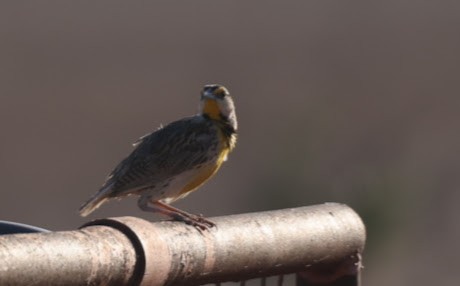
[214,86,228,98]
[214,89,226,98]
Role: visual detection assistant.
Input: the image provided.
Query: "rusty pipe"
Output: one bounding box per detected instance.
[0,203,365,286]
[0,224,137,286]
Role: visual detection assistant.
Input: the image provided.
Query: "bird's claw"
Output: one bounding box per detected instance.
[173,213,215,231]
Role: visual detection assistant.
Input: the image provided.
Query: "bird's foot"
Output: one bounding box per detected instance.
[172,213,215,231]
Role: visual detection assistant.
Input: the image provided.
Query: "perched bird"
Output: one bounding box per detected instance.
[79,84,237,229]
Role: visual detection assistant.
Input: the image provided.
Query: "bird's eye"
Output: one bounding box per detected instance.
[213,86,228,99]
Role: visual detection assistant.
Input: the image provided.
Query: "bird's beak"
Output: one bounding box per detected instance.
[201,91,215,100]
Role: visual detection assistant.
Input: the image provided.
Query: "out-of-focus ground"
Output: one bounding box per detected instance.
[0,2,459,285]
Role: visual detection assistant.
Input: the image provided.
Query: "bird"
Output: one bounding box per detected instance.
[78,84,237,230]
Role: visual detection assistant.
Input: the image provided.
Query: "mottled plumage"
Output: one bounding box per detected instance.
[79,84,237,229]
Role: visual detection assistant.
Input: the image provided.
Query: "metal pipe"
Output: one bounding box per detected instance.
[0,225,138,285]
[0,203,365,286]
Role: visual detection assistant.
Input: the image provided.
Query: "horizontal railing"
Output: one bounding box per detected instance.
[0,203,365,286]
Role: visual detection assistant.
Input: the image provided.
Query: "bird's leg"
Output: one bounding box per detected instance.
[139,198,215,230]
[154,201,216,230]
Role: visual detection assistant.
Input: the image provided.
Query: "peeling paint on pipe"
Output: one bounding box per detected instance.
[0,203,365,286]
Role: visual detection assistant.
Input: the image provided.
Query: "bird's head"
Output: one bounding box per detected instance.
[200,84,237,131]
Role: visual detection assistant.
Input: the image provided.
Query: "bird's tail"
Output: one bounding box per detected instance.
[78,184,113,217]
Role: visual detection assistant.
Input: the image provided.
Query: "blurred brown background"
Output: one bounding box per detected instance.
[1,1,459,285]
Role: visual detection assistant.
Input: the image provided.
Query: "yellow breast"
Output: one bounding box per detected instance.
[179,146,229,197]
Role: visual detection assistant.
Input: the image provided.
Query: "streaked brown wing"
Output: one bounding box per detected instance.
[102,116,219,196]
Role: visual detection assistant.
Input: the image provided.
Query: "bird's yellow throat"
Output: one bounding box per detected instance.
[202,99,221,120]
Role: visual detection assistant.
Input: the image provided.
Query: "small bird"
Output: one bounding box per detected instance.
[79,84,237,229]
